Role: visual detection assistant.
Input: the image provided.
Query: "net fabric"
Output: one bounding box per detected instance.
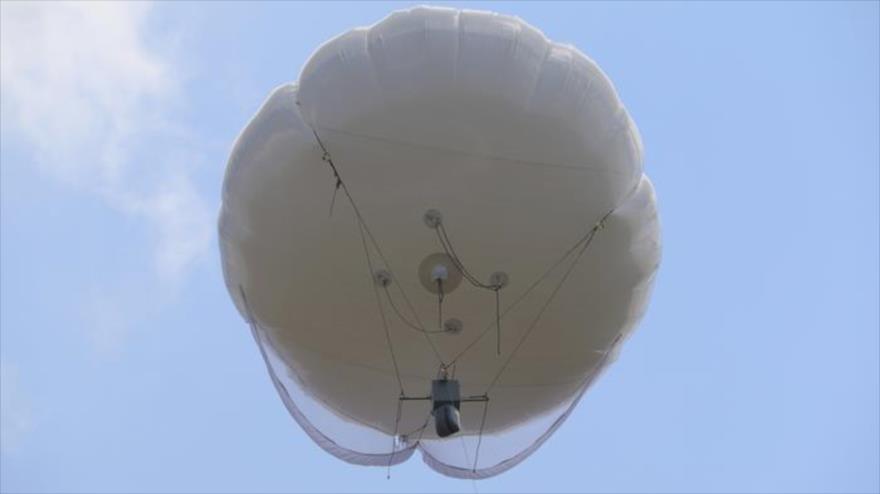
[247,314,417,466]
[235,174,658,478]
[245,302,634,478]
[246,305,617,477]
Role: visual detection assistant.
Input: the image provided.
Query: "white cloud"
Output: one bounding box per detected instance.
[0,2,212,283]
[0,360,33,455]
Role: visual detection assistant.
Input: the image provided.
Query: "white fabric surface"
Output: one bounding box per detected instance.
[219,6,660,478]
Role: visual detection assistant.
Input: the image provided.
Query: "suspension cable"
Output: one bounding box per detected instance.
[381,285,447,335]
[495,289,501,356]
[432,218,506,356]
[437,279,444,329]
[356,218,405,395]
[435,224,497,291]
[309,126,448,368]
[472,399,490,473]
[386,394,404,479]
[445,209,614,367]
[483,218,606,395]
[308,120,620,425]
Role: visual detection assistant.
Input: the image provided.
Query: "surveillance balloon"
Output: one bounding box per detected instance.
[219,6,661,479]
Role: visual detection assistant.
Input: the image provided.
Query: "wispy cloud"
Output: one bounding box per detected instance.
[0,2,212,283]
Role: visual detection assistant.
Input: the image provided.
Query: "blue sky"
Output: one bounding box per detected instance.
[1,2,878,493]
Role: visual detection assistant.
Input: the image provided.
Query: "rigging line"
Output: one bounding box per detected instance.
[328,177,341,218]
[396,400,435,437]
[435,225,495,290]
[446,209,615,367]
[439,232,483,288]
[472,399,490,473]
[431,217,485,289]
[483,222,603,395]
[436,219,508,359]
[390,276,448,368]
[437,279,444,329]
[240,284,438,444]
[241,285,413,434]
[444,232,588,366]
[386,395,404,479]
[356,217,405,395]
[314,124,632,178]
[459,433,480,494]
[459,435,471,467]
[310,127,448,368]
[436,228,479,287]
[437,223,477,281]
[411,408,433,446]
[381,285,447,335]
[495,289,501,356]
[436,222,503,355]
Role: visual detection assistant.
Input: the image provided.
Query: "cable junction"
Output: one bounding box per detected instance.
[309,126,448,370]
[424,209,510,356]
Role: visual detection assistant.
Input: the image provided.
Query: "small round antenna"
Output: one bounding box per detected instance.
[418,253,463,294]
[373,269,392,287]
[423,209,443,229]
[489,271,510,290]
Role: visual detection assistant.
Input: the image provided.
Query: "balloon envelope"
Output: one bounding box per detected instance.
[219,6,660,479]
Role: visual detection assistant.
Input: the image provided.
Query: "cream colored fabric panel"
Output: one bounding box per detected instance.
[219,5,660,479]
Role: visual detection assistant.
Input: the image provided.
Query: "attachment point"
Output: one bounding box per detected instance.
[373,269,392,287]
[423,209,443,229]
[489,271,509,290]
[443,318,463,335]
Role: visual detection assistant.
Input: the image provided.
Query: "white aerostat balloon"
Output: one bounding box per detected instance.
[219,6,660,479]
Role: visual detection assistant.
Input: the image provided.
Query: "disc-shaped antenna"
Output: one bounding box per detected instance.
[418,252,463,295]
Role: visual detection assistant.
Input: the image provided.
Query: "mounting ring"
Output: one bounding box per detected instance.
[418,253,463,294]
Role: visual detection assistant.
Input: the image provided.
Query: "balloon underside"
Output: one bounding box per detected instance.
[219,6,660,479]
